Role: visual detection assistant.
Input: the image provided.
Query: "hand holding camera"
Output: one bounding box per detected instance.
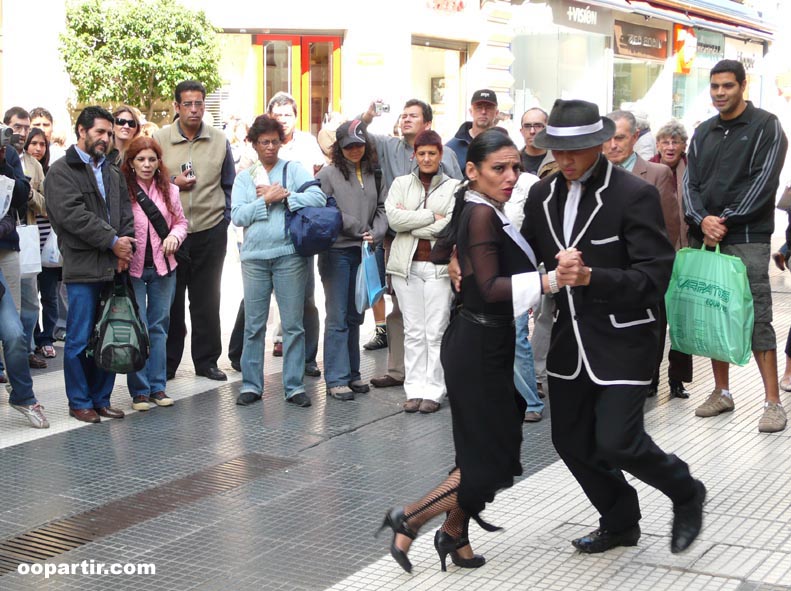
[174,162,197,191]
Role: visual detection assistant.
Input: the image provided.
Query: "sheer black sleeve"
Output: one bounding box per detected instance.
[460,205,513,303]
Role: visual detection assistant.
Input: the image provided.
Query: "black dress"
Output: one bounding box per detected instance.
[439,201,535,520]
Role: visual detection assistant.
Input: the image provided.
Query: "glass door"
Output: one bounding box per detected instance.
[255,35,341,135]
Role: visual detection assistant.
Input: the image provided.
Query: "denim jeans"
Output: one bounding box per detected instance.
[20,276,39,353]
[35,267,61,347]
[0,269,36,406]
[127,268,177,397]
[236,256,320,368]
[64,282,115,409]
[318,247,363,388]
[241,254,307,399]
[515,312,544,414]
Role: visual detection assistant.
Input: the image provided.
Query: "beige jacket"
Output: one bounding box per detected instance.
[21,152,46,224]
[385,171,459,279]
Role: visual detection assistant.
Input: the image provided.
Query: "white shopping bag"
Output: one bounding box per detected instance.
[18,223,42,277]
[41,229,62,268]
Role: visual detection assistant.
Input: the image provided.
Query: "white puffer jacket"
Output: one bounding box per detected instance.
[385,171,460,279]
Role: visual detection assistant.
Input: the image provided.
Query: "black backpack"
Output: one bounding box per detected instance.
[88,274,150,374]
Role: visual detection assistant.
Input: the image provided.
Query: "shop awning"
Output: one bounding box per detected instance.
[541,0,773,40]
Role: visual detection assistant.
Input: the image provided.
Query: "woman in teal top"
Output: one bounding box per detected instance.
[231,115,326,408]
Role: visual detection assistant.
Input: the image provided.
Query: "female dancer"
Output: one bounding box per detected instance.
[378,129,567,573]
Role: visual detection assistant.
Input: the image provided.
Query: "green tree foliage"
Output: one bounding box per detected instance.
[60,0,222,120]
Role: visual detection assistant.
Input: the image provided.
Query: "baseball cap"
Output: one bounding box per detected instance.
[471,89,498,106]
[336,119,367,148]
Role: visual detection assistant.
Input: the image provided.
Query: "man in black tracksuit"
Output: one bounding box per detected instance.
[683,59,788,433]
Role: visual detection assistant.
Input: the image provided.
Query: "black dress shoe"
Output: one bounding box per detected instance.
[304,364,321,377]
[572,525,641,553]
[197,367,227,381]
[230,359,241,371]
[166,370,176,380]
[669,379,691,399]
[236,392,262,406]
[287,392,311,407]
[671,479,706,553]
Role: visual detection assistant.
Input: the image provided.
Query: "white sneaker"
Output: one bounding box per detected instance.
[10,402,50,429]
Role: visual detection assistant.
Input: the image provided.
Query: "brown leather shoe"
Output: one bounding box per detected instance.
[95,406,125,419]
[418,400,440,414]
[69,408,100,423]
[371,374,404,388]
[403,398,422,413]
[28,353,47,369]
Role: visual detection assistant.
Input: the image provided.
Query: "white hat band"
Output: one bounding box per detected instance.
[546,120,603,137]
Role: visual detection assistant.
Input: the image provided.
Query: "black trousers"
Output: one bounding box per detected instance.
[548,372,696,533]
[167,219,227,373]
[652,300,693,387]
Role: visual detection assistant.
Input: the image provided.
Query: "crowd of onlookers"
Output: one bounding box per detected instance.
[1,64,789,437]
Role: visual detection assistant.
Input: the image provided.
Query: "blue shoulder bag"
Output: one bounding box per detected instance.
[282,162,342,256]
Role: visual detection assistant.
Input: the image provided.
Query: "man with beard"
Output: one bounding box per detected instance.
[45,106,135,423]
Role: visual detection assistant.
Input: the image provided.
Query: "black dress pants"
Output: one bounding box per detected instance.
[167,219,227,373]
[652,300,693,387]
[548,371,696,533]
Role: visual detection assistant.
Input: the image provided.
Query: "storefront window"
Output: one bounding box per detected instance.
[410,41,466,142]
[512,31,609,114]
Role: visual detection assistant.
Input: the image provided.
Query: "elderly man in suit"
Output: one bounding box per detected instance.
[603,109,686,399]
[521,99,705,555]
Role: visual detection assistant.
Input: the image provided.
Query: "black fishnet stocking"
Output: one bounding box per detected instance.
[403,469,461,535]
[440,507,469,540]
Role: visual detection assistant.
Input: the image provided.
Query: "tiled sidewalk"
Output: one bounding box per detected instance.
[0,232,790,590]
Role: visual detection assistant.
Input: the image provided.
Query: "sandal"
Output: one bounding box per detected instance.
[41,345,57,359]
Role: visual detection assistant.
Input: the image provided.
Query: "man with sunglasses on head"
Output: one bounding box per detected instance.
[154,80,236,382]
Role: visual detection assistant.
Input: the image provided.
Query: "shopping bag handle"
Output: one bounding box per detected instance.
[699,243,720,254]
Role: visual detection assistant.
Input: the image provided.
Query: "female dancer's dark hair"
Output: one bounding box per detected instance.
[329,131,379,181]
[434,129,518,256]
[24,127,50,174]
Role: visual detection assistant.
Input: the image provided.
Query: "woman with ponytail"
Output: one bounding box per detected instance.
[377,129,567,574]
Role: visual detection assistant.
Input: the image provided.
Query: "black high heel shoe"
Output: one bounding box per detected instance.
[376,508,416,573]
[434,530,486,571]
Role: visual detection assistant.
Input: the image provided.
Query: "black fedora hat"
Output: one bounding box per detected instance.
[533,99,615,150]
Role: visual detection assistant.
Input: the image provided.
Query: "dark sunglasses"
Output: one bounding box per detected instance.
[115,118,137,128]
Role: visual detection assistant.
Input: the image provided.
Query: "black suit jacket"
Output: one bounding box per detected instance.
[522,156,675,384]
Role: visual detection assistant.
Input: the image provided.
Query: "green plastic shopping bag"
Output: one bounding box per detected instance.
[664,244,754,366]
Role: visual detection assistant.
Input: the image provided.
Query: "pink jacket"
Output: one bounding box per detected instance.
[129,181,188,278]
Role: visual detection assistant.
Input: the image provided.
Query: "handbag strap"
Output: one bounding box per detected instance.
[135,187,170,240]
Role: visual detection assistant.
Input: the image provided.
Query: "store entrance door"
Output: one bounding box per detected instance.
[254,34,341,135]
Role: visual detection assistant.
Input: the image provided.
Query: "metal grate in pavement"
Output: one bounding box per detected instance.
[0,452,296,575]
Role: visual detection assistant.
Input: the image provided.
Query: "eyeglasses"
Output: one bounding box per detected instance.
[659,139,684,147]
[180,101,204,109]
[522,123,546,131]
[11,123,31,133]
[115,118,137,128]
[256,139,281,148]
